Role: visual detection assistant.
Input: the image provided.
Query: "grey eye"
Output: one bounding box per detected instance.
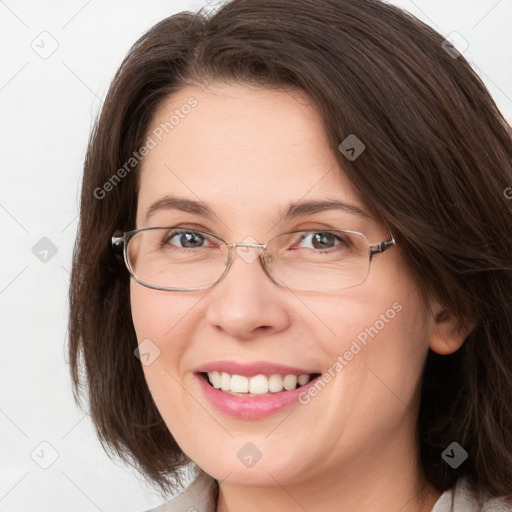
[298,232,346,250]
[166,230,207,249]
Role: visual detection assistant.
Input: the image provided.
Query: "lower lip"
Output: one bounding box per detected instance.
[195,373,321,419]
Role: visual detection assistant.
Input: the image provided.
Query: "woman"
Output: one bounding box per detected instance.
[69,0,512,510]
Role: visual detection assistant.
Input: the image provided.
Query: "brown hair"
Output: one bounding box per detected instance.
[69,0,512,502]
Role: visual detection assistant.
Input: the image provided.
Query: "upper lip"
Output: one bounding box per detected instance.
[195,360,320,377]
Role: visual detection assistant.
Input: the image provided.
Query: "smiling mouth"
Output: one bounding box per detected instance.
[200,371,322,396]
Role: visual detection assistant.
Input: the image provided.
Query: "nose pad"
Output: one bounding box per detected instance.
[218,243,265,287]
[261,253,273,264]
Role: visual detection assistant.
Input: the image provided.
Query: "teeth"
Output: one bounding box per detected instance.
[268,374,283,393]
[206,371,313,394]
[297,374,310,386]
[283,375,297,391]
[231,374,249,393]
[209,371,222,389]
[220,372,231,391]
[249,374,268,394]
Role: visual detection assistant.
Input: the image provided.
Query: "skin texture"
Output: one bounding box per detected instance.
[130,82,468,512]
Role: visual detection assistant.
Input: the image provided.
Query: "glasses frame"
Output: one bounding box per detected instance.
[111,226,396,292]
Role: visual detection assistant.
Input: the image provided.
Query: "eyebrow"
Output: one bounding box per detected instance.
[280,199,373,221]
[144,195,373,224]
[145,196,213,221]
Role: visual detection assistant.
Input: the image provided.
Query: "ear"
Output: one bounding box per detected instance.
[427,298,474,355]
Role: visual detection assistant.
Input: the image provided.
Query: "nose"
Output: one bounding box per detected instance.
[205,245,291,340]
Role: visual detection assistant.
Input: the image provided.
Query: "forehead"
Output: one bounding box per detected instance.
[136,82,369,229]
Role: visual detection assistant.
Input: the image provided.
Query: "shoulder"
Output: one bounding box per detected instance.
[432,478,512,512]
[145,470,217,512]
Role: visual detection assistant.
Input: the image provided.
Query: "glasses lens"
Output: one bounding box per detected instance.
[127,228,227,290]
[125,228,371,292]
[265,230,370,292]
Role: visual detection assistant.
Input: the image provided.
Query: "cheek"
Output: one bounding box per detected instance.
[130,281,197,345]
[318,278,425,354]
[316,256,430,394]
[130,285,162,341]
[317,301,426,398]
[129,284,227,466]
[302,275,429,458]
[129,280,209,378]
[129,282,193,394]
[129,282,198,425]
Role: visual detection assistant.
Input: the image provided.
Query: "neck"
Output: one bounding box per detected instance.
[217,470,440,512]
[215,429,442,512]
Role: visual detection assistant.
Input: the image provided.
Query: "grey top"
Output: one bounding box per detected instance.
[148,471,512,512]
[431,478,512,512]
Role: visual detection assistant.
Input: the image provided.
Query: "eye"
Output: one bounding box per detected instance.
[164,230,210,249]
[296,231,348,250]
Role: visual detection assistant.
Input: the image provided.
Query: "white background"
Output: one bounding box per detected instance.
[1,0,511,510]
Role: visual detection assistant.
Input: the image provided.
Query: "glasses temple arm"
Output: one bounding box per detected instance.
[369,236,396,258]
[111,234,125,258]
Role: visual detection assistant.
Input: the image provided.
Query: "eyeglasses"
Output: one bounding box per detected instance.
[111,226,395,292]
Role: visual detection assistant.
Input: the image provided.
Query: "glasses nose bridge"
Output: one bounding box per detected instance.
[223,241,273,276]
[228,241,267,251]
[227,241,269,263]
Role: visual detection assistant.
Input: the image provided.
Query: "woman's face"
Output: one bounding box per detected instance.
[130,82,432,489]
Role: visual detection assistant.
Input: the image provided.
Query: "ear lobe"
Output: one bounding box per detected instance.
[428,301,474,355]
